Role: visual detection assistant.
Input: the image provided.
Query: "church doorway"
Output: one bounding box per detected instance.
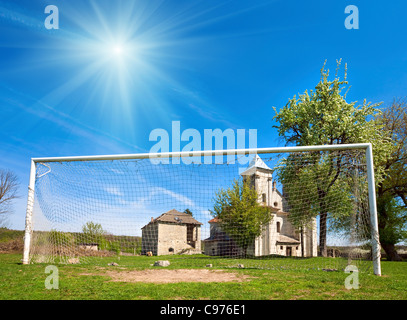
[286,247,292,256]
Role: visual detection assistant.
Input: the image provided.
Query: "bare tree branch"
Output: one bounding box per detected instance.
[0,169,20,223]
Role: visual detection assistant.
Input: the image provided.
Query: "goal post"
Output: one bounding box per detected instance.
[22,143,381,276]
[365,143,381,276]
[22,159,36,266]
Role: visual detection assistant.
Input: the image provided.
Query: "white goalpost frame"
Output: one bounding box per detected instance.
[22,143,382,276]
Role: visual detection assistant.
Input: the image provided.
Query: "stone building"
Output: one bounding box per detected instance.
[204,155,318,257]
[141,209,202,256]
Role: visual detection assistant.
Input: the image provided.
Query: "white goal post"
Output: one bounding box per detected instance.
[22,143,381,276]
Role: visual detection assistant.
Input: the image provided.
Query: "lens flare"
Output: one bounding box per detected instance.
[112,45,123,55]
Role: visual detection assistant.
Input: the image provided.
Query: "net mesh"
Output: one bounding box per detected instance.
[27,149,375,272]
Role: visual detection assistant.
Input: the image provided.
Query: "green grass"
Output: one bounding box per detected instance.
[0,253,406,300]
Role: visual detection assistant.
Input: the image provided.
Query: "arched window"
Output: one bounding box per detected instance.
[262,193,267,203]
[276,222,281,233]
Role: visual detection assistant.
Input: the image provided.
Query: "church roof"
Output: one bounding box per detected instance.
[144,209,203,227]
[240,154,272,176]
[276,234,300,244]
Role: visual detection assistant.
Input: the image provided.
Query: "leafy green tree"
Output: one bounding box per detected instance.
[274,150,361,256]
[273,60,393,256]
[375,99,407,260]
[210,178,271,255]
[81,221,106,245]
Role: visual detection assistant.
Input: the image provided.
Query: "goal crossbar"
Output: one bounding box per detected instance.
[22,143,382,276]
[30,143,373,162]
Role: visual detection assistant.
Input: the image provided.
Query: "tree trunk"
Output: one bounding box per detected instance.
[319,211,327,257]
[381,243,403,261]
[317,187,328,257]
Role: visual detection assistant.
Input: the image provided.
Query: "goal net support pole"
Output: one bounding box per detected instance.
[22,160,36,265]
[365,143,382,276]
[21,143,382,275]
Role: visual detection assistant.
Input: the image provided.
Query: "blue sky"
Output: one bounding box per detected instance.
[1,0,407,230]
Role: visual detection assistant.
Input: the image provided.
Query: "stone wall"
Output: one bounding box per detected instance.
[156,222,201,256]
[141,222,158,255]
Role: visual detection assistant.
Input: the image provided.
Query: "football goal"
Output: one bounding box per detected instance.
[22,143,381,276]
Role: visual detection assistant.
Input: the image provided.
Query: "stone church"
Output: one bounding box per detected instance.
[204,155,318,257]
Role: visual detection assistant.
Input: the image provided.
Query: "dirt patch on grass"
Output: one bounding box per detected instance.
[85,268,253,284]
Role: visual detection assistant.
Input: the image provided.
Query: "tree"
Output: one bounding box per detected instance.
[0,169,19,228]
[275,150,363,256]
[184,208,193,217]
[82,221,106,244]
[209,178,271,255]
[375,99,407,260]
[377,195,407,260]
[272,60,392,256]
[48,229,74,248]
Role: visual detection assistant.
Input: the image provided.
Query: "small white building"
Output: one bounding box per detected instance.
[78,243,99,251]
[204,155,318,257]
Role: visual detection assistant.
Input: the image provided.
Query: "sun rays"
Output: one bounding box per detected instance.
[1,0,276,149]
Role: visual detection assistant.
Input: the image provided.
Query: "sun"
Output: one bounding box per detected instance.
[112,45,123,56]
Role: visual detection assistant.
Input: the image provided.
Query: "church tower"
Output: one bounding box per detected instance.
[240,155,277,256]
[240,155,274,207]
[239,154,317,257]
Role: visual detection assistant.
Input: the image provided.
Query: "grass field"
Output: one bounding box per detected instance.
[0,253,406,300]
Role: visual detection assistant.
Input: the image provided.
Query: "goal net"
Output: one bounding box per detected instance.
[23,145,381,274]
